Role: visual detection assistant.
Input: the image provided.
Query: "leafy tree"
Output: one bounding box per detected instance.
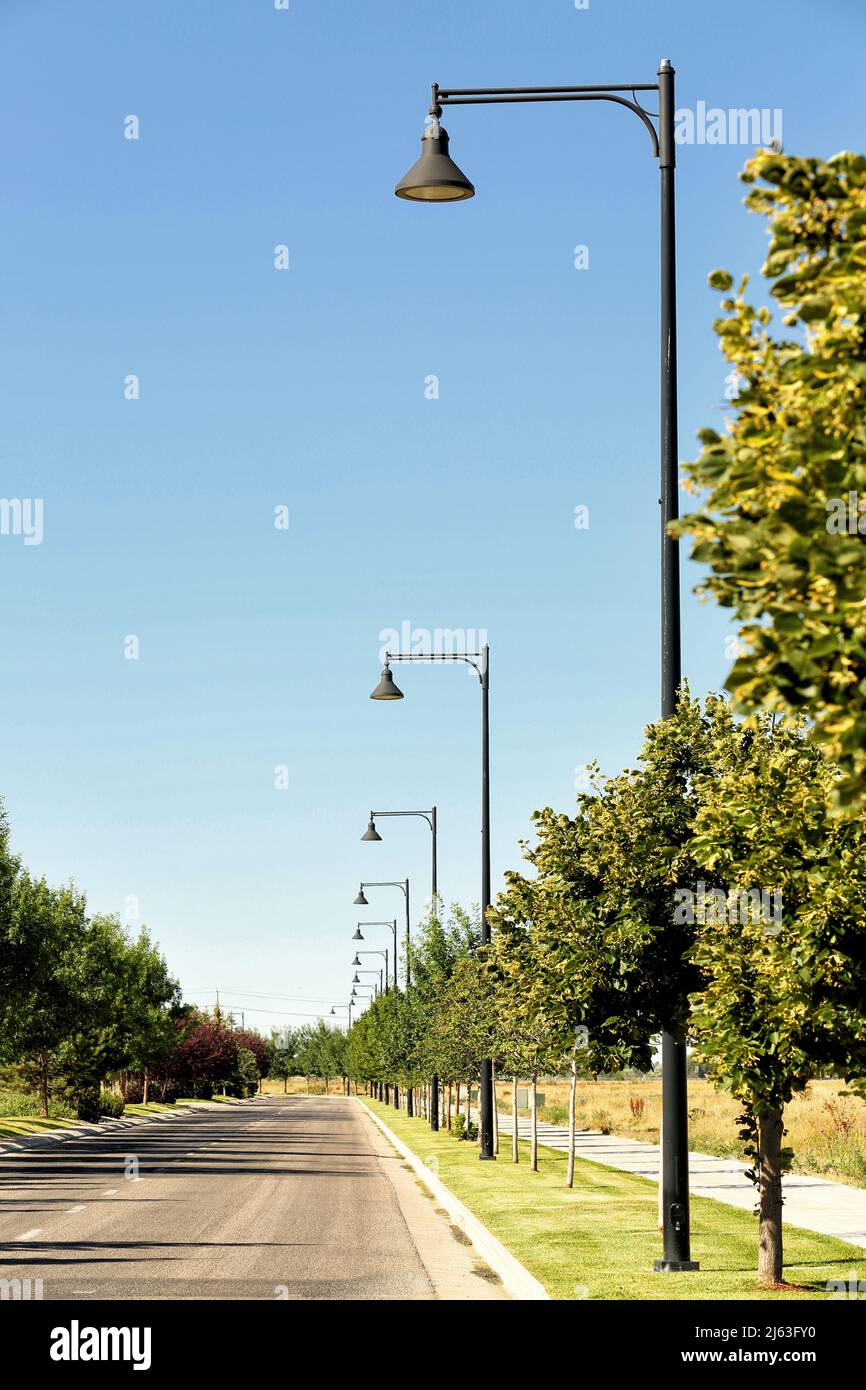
[673,148,866,810]
[688,713,866,1284]
[0,874,89,1115]
[269,1027,300,1092]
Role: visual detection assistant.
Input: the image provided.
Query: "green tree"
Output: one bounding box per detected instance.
[687,713,866,1284]
[0,875,89,1115]
[673,148,866,810]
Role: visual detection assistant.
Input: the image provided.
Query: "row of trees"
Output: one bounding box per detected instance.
[269,1022,349,1093]
[0,801,276,1115]
[344,696,866,1285]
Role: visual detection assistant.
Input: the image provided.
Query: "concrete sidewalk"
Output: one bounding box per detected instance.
[492,1113,866,1251]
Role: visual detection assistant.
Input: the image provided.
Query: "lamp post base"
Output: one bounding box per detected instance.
[478,1153,497,1162]
[653,1259,700,1273]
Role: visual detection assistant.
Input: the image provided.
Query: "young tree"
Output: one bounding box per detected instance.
[688,713,866,1284]
[673,148,866,810]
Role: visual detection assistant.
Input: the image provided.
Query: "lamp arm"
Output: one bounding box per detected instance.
[434,85,660,159]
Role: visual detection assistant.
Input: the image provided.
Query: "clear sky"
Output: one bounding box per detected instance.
[1,0,861,1030]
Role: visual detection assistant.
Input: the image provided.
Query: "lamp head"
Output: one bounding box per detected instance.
[352,926,364,941]
[395,121,475,202]
[354,888,369,906]
[370,663,404,701]
[361,817,382,842]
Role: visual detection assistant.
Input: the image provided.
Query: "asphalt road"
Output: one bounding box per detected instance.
[0,1096,506,1300]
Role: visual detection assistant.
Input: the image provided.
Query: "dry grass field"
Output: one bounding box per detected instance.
[495,1076,866,1187]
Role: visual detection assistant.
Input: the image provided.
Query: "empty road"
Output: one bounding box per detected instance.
[0,1096,506,1300]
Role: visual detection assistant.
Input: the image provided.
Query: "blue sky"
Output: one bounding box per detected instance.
[0,0,861,1029]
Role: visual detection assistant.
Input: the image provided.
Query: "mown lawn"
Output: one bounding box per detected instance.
[363,1099,863,1301]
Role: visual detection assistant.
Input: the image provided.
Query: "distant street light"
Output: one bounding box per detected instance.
[371,645,493,1160]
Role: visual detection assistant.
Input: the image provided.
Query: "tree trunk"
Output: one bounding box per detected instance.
[143,1069,150,1105]
[464,1081,471,1132]
[530,1073,538,1172]
[39,1050,50,1119]
[454,1081,460,1130]
[512,1075,519,1164]
[283,1076,287,1094]
[492,1068,499,1155]
[566,1056,577,1189]
[757,1109,785,1286]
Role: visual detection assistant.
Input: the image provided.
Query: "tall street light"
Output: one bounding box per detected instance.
[362,808,438,916]
[371,645,494,1161]
[363,806,441,1130]
[330,1002,352,1030]
[354,881,414,1116]
[352,920,398,988]
[393,62,696,1270]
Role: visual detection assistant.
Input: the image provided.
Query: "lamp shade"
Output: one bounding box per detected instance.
[351,954,361,967]
[354,888,369,906]
[395,124,475,202]
[361,817,382,842]
[352,927,364,941]
[370,665,404,700]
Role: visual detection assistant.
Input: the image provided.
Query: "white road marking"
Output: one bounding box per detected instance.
[67,1204,86,1213]
[17,1228,42,1240]
[102,1189,118,1196]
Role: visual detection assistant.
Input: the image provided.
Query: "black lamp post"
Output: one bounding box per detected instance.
[363,806,441,1130]
[330,1002,352,1030]
[352,920,398,988]
[362,809,438,916]
[371,645,494,1161]
[354,948,389,992]
[393,62,695,1269]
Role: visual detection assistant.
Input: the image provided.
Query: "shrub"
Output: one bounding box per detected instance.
[99,1091,125,1119]
[590,1108,612,1135]
[453,1113,479,1142]
[629,1096,646,1120]
[75,1089,102,1124]
[540,1104,568,1125]
[124,1079,144,1104]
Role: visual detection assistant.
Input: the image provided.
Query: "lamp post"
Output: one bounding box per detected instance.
[371,646,494,1161]
[352,920,398,988]
[362,807,441,1130]
[354,883,413,1115]
[354,882,411,988]
[353,949,389,993]
[330,1002,352,1030]
[362,808,438,916]
[353,968,382,998]
[393,62,696,1269]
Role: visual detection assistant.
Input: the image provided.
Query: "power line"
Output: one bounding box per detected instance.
[186,988,339,1004]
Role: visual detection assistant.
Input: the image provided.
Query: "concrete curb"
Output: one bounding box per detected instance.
[0,1098,253,1156]
[358,1098,549,1302]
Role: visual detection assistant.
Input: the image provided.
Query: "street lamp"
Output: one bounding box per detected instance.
[362,809,439,916]
[330,1002,352,1030]
[354,948,389,991]
[371,645,493,1160]
[354,968,382,997]
[363,806,441,1132]
[352,920,398,988]
[393,62,696,1271]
